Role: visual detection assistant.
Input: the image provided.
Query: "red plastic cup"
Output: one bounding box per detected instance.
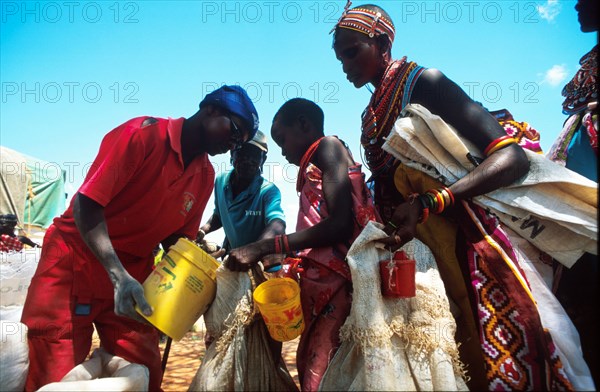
[379,251,416,298]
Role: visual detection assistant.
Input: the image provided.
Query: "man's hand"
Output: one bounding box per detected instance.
[196,229,207,243]
[209,247,226,259]
[197,239,226,259]
[113,273,153,324]
[226,242,264,272]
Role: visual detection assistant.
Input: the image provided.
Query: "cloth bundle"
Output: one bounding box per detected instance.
[188,265,298,391]
[382,103,597,267]
[319,221,468,391]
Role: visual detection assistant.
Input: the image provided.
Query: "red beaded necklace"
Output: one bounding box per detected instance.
[361,58,417,176]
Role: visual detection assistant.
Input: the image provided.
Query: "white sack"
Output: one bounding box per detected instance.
[189,265,298,391]
[0,320,29,392]
[319,221,467,391]
[382,104,597,267]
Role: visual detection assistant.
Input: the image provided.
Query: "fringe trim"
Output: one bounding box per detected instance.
[214,289,256,355]
[389,319,468,381]
[338,324,393,349]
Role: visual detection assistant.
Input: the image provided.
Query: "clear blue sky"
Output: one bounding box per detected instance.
[1,0,597,243]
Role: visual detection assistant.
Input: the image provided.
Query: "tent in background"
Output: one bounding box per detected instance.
[1,146,66,231]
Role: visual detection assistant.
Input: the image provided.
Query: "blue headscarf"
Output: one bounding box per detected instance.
[200,85,259,140]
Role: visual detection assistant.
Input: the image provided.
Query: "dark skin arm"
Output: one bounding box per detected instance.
[194,214,226,258]
[258,218,286,270]
[196,213,223,242]
[199,212,284,262]
[227,137,355,271]
[17,235,40,248]
[73,193,152,323]
[257,218,286,241]
[381,69,530,247]
[161,233,184,252]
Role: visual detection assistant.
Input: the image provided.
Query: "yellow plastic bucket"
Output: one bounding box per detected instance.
[253,277,304,342]
[136,238,219,341]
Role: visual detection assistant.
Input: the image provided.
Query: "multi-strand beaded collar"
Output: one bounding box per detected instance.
[360,59,421,176]
[562,45,598,115]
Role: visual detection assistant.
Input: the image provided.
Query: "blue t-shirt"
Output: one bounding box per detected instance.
[214,171,285,250]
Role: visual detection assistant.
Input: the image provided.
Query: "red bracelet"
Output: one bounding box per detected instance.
[274,235,282,254]
[419,207,430,224]
[483,135,513,156]
[282,234,291,254]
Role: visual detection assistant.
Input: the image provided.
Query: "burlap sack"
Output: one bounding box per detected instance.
[319,221,467,391]
[382,103,597,267]
[188,265,298,391]
[0,320,29,391]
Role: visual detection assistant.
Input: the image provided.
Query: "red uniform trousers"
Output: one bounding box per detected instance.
[21,226,162,391]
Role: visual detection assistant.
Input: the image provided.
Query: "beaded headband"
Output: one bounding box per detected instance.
[331,1,395,43]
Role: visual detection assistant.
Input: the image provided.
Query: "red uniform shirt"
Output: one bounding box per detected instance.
[52,116,215,298]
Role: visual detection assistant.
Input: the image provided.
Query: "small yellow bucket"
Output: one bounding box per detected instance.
[253,277,304,342]
[136,238,219,340]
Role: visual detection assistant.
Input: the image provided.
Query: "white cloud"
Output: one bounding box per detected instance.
[542,64,568,86]
[537,0,562,22]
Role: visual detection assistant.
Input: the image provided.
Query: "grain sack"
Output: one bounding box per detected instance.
[319,221,467,391]
[37,348,149,391]
[189,264,298,391]
[0,247,41,307]
[382,103,597,267]
[0,320,29,392]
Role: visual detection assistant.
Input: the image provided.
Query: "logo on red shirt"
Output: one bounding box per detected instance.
[180,192,196,216]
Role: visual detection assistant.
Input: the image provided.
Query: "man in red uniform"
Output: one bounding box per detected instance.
[21,85,259,391]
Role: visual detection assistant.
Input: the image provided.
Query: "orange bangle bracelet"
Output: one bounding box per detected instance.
[484,135,513,156]
[487,138,516,156]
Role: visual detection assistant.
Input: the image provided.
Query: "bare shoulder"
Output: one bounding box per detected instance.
[315,136,354,167]
[412,68,455,98]
[418,68,445,85]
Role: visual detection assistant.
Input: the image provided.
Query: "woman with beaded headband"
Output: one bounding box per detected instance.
[332,2,576,391]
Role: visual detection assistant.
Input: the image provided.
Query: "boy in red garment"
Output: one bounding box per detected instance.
[21,85,259,391]
[227,98,379,390]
